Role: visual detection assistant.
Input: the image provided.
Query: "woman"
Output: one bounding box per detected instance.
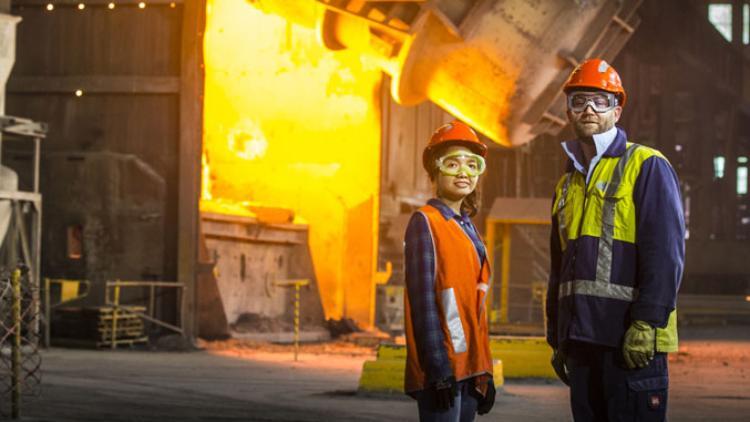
[404,120,495,422]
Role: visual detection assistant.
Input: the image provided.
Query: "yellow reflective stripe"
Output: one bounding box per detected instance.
[558,279,638,302]
[441,287,467,354]
[559,145,640,303]
[595,145,639,284]
[557,173,572,250]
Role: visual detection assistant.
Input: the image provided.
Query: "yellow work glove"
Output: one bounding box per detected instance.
[622,320,656,369]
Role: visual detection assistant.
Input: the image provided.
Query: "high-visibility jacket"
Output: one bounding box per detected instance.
[547,131,684,352]
[404,204,493,393]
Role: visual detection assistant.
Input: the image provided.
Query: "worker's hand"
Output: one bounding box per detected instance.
[432,376,457,411]
[476,377,496,415]
[623,320,656,369]
[551,349,569,385]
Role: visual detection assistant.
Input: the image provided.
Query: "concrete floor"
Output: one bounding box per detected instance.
[14,327,750,421]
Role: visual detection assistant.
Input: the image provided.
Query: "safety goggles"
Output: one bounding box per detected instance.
[567,91,618,113]
[435,151,486,177]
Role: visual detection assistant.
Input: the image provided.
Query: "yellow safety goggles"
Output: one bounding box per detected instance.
[435,151,486,177]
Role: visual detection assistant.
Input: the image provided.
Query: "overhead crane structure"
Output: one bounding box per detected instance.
[249,0,643,147]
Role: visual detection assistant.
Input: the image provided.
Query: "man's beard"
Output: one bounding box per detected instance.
[573,119,614,138]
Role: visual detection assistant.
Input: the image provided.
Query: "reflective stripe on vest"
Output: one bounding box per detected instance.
[441,287,468,353]
[559,144,640,302]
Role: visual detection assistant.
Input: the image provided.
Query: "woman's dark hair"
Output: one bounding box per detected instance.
[426,142,482,217]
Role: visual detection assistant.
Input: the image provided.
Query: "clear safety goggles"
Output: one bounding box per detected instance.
[567,91,618,113]
[435,151,486,177]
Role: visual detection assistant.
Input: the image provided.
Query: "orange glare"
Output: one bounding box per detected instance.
[203,1,382,326]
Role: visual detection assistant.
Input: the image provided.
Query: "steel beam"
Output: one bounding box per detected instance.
[177,0,205,342]
[8,76,180,94]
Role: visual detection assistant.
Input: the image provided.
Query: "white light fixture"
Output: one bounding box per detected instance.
[714,156,726,179]
[46,3,54,11]
[78,3,85,10]
[738,166,749,195]
[138,2,146,9]
[75,89,83,97]
[108,2,115,10]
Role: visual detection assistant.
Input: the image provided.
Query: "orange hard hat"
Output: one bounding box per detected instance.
[564,58,627,107]
[423,120,487,172]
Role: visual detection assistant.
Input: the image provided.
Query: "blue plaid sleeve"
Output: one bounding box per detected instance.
[404,212,453,384]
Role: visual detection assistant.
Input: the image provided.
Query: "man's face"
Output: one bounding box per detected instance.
[566,90,622,138]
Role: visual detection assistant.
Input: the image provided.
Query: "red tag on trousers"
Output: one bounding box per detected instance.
[649,394,661,410]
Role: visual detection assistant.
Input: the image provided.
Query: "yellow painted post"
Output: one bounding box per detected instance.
[11,269,22,419]
[111,282,120,350]
[500,223,512,324]
[484,219,496,324]
[294,282,300,362]
[273,279,309,361]
[44,277,51,348]
[149,284,155,318]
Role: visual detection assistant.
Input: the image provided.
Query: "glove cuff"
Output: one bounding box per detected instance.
[632,320,654,331]
[434,376,456,390]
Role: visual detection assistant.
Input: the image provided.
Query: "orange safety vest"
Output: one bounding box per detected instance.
[404,204,493,394]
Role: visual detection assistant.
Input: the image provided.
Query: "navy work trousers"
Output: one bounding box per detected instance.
[566,340,669,422]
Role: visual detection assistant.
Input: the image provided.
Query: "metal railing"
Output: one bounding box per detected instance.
[42,278,91,348]
[104,280,185,349]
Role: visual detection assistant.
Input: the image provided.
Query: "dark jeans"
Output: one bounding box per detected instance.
[415,380,478,422]
[566,340,669,422]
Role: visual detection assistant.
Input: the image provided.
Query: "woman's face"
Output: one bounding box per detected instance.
[435,145,481,201]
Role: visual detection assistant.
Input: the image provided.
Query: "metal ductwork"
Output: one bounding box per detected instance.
[247,0,643,147]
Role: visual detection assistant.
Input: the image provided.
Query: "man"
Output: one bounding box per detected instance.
[546,58,685,422]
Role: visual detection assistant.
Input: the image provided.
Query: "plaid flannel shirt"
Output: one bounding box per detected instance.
[404,198,487,388]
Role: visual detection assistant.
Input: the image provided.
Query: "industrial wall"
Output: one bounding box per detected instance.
[614,0,750,293]
[6,1,188,324]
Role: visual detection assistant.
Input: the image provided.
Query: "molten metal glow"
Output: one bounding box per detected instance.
[203,1,382,326]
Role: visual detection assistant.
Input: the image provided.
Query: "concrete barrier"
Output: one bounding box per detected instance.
[358,336,555,394]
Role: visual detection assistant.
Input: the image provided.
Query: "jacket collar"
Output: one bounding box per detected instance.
[602,126,627,157]
[427,198,467,221]
[561,126,628,173]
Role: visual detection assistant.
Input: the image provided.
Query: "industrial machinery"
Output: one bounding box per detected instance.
[249,0,642,147]
[196,210,327,340]
[0,12,42,310]
[198,0,642,332]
